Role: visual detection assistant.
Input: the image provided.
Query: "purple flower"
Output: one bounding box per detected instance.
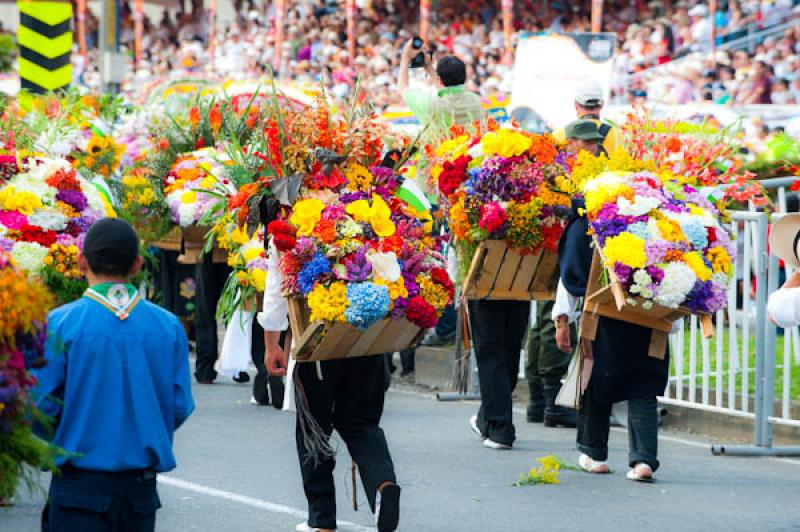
[646,265,665,283]
[645,240,671,263]
[370,166,396,188]
[613,263,633,288]
[340,191,370,204]
[56,189,88,212]
[390,297,409,319]
[343,247,372,282]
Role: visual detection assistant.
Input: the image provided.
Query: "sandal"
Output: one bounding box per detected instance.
[626,463,654,483]
[578,453,610,474]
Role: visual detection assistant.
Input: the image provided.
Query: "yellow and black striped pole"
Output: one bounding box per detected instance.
[17,1,72,93]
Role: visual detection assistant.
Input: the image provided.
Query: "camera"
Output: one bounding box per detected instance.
[409,36,431,69]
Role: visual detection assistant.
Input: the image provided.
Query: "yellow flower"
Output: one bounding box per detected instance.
[138,188,156,206]
[480,129,533,158]
[707,246,731,275]
[375,276,408,302]
[250,269,267,292]
[435,135,469,158]
[181,191,197,205]
[603,232,647,269]
[290,198,326,236]
[344,164,373,192]
[417,275,450,310]
[200,176,217,189]
[307,282,349,322]
[684,251,712,281]
[0,186,43,215]
[345,194,396,237]
[657,219,686,242]
[230,225,250,246]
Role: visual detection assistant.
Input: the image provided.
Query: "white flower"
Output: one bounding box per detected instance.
[27,209,68,231]
[584,171,627,193]
[468,143,484,158]
[11,241,49,273]
[617,195,661,217]
[82,178,108,213]
[368,251,401,282]
[654,262,696,309]
[178,203,199,227]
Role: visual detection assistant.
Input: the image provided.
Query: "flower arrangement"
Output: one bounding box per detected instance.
[163,147,236,228]
[117,167,171,244]
[0,249,59,498]
[583,170,735,314]
[431,122,573,279]
[0,155,113,302]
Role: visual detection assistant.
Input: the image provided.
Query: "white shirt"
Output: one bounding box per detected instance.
[767,286,800,329]
[552,280,581,324]
[257,241,289,332]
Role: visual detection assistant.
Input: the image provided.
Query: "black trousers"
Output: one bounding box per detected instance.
[577,385,660,471]
[469,299,530,446]
[43,467,160,532]
[295,356,396,530]
[250,323,286,407]
[156,249,194,318]
[194,255,231,382]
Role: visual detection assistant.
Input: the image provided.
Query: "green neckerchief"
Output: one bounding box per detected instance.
[438,85,466,98]
[84,282,141,320]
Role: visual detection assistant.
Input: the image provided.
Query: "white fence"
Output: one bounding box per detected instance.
[661,177,800,453]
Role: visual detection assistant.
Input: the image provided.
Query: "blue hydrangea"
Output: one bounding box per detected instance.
[345,282,391,330]
[297,253,332,295]
[681,221,708,251]
[626,221,650,241]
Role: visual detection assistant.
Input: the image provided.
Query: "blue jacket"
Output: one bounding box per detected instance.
[34,297,195,472]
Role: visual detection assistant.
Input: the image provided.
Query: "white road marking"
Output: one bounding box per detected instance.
[158,475,375,532]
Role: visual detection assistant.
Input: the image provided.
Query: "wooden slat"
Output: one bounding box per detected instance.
[462,242,488,298]
[348,320,390,356]
[288,298,308,340]
[291,321,326,361]
[471,241,507,298]
[389,321,426,351]
[493,248,523,292]
[700,314,714,339]
[584,300,675,333]
[368,319,410,354]
[530,250,559,293]
[648,331,669,359]
[511,250,541,293]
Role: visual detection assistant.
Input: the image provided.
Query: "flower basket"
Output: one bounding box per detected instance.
[580,250,712,359]
[152,226,182,251]
[462,240,559,301]
[176,224,227,264]
[287,298,426,362]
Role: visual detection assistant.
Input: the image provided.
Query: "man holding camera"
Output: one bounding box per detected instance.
[397,38,484,138]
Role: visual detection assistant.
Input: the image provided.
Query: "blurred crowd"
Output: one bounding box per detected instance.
[63,0,800,110]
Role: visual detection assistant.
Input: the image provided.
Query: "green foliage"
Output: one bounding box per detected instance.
[513,455,564,487]
[0,412,61,499]
[0,34,15,73]
[40,266,88,306]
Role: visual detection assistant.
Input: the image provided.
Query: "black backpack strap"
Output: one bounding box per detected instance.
[598,122,612,140]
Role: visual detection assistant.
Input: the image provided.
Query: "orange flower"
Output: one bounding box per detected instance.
[528,134,559,164]
[665,136,682,153]
[209,103,222,133]
[228,183,260,210]
[189,106,201,128]
[157,138,169,150]
[312,219,337,243]
[665,249,684,262]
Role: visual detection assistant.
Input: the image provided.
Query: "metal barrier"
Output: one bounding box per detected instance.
[659,177,800,455]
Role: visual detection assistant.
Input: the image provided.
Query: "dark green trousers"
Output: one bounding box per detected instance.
[524,301,573,388]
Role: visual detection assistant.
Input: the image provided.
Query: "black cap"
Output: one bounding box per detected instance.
[83,218,139,277]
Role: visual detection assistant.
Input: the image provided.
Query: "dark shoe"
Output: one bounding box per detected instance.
[376,484,401,532]
[399,369,415,378]
[268,375,285,410]
[233,371,250,383]
[543,385,577,428]
[526,380,545,423]
[195,377,214,385]
[421,332,456,347]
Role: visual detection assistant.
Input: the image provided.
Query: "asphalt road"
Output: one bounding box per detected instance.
[4,375,800,532]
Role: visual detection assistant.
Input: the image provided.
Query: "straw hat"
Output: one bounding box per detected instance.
[770,214,800,270]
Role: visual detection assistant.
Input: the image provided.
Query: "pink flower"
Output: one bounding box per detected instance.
[479,202,507,234]
[0,210,28,230]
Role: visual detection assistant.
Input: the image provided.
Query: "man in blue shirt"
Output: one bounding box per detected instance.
[35,218,195,532]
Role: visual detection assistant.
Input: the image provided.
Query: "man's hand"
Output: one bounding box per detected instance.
[265,344,288,377]
[555,318,572,353]
[401,39,417,61]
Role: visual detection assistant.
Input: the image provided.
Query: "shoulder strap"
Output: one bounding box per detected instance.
[598,122,612,140]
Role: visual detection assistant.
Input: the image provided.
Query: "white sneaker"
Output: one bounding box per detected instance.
[469,415,485,439]
[626,463,654,482]
[578,453,610,474]
[483,438,512,450]
[295,523,320,532]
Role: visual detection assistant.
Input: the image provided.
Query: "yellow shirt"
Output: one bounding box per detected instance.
[552,115,620,155]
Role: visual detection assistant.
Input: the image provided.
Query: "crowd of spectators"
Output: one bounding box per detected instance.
[62,0,800,110]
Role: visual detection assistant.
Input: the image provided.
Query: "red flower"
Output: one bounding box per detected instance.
[195,136,205,149]
[18,224,57,247]
[790,179,800,192]
[45,168,81,191]
[209,103,222,133]
[379,235,404,253]
[309,167,347,191]
[405,296,439,329]
[706,227,717,245]
[272,233,297,252]
[268,220,297,237]
[430,267,455,299]
[437,155,470,198]
[189,106,201,128]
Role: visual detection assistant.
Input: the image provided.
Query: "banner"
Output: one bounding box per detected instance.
[347,0,356,65]
[273,0,286,72]
[508,32,616,131]
[17,1,72,93]
[502,0,513,65]
[420,0,430,45]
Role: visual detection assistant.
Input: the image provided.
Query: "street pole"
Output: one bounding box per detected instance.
[100,0,123,94]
